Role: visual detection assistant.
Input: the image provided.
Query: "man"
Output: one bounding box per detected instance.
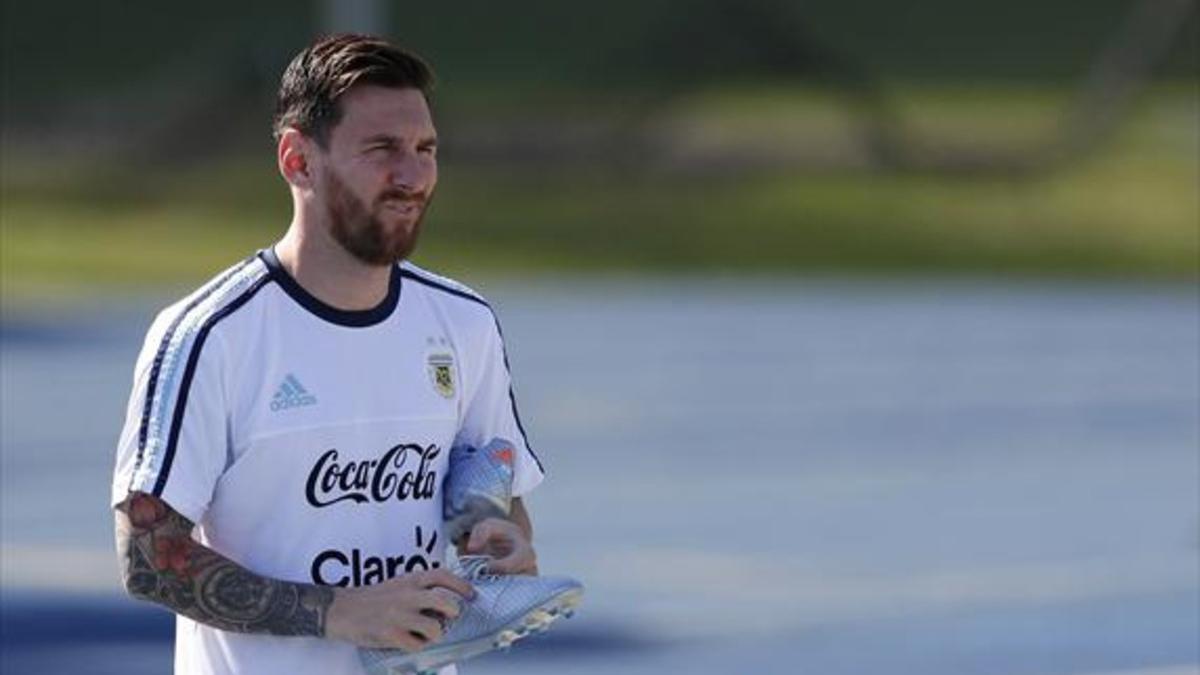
[111,34,548,674]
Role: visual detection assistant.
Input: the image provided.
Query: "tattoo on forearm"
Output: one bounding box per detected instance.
[115,493,334,637]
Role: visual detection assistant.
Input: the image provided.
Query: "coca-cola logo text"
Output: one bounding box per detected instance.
[305,443,440,508]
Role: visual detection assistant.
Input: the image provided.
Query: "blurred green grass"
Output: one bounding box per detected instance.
[2,85,1195,300]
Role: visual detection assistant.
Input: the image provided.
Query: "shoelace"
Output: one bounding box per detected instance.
[455,555,500,582]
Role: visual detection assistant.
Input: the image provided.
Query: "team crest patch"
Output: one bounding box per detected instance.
[427,353,456,398]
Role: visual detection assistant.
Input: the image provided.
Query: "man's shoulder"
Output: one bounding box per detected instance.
[148,253,272,339]
[398,261,494,316]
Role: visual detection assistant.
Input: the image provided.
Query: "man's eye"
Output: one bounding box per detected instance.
[418,145,437,155]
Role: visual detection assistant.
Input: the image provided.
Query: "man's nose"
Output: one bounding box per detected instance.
[388,152,433,191]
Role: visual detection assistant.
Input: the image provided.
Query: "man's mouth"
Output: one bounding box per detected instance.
[380,198,422,215]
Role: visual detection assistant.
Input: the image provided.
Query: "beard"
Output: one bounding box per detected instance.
[321,167,431,266]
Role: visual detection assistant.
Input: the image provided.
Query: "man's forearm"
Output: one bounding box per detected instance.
[510,497,533,542]
[115,493,334,637]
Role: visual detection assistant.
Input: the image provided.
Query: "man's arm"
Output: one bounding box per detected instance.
[115,492,332,636]
[115,492,472,650]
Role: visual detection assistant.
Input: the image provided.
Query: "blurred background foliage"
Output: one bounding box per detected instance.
[1,0,1196,298]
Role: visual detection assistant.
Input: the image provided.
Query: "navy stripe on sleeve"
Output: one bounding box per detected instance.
[151,274,272,497]
[398,269,488,308]
[134,258,253,474]
[488,313,545,475]
[399,269,545,474]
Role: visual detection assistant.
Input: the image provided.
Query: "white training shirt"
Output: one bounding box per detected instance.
[111,249,544,675]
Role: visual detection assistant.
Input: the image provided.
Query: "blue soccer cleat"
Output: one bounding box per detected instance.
[442,438,516,545]
[358,555,584,675]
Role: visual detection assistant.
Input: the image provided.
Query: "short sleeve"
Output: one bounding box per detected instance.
[111,309,229,524]
[456,314,545,496]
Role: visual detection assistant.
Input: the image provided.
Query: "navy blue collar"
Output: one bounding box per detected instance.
[258,248,402,328]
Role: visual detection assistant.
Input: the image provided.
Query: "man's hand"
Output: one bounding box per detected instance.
[462,517,538,575]
[324,569,475,651]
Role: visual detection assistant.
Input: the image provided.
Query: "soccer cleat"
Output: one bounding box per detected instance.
[358,555,584,675]
[443,438,516,545]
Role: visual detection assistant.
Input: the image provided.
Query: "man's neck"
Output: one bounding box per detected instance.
[274,225,394,311]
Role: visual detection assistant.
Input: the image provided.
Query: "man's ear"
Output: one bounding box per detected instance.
[278,128,315,189]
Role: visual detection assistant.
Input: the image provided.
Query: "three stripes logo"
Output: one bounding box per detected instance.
[271,373,317,412]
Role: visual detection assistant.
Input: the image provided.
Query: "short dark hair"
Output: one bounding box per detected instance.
[273,34,435,148]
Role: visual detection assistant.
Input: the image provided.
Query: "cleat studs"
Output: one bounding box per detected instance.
[496,629,518,648]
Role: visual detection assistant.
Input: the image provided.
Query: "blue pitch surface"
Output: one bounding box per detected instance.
[2,278,1197,674]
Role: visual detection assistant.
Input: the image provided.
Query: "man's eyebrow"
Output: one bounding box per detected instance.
[361,133,438,146]
[361,134,399,146]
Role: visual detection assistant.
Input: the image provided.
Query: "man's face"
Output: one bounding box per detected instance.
[313,86,438,266]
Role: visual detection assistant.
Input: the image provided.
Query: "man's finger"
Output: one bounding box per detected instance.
[422,589,462,621]
[389,629,424,653]
[466,519,500,553]
[469,517,521,554]
[487,548,536,575]
[417,569,475,599]
[484,554,521,574]
[406,614,443,644]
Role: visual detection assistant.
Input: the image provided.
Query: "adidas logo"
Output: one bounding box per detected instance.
[270,373,317,412]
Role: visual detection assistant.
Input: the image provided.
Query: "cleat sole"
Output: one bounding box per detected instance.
[364,586,583,674]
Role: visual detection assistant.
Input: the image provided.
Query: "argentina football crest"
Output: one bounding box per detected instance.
[427,352,456,398]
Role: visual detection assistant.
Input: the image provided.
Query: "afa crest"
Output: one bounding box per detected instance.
[427,353,456,398]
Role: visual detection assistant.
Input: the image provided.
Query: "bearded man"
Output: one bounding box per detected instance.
[111,34,550,675]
